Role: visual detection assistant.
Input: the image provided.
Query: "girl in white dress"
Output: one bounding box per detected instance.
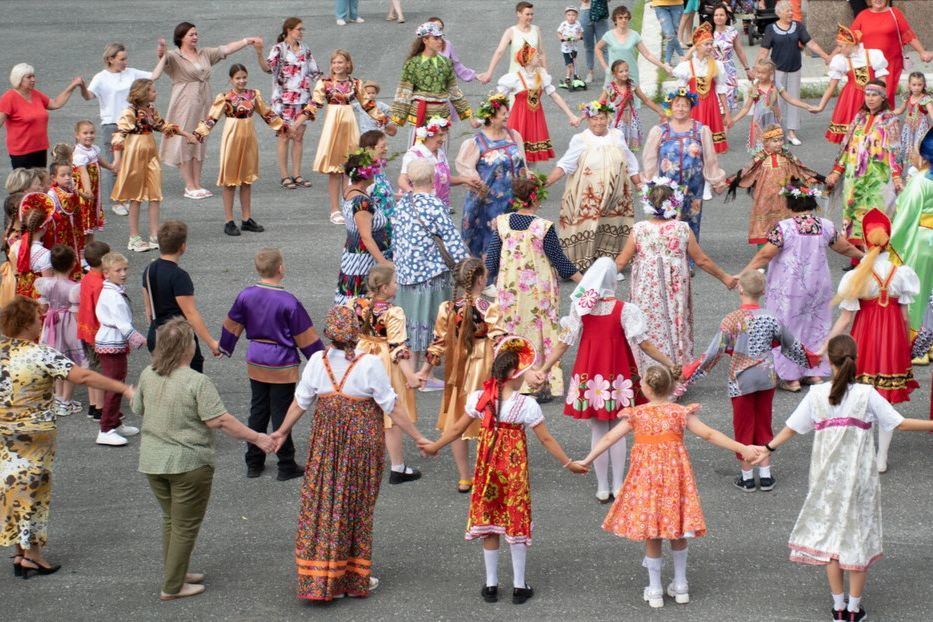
[758,334,933,621]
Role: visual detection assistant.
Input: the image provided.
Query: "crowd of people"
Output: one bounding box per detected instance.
[2,1,933,620]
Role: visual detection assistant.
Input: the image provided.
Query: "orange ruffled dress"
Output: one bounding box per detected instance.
[602,403,707,541]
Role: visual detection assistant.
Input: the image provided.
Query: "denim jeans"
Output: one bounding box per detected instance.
[334,0,359,20]
[100,123,117,205]
[654,4,685,64]
[580,9,609,72]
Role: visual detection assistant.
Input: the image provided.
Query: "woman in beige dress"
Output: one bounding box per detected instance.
[158,21,260,200]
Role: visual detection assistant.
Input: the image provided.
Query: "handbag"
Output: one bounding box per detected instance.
[414,212,457,270]
[890,7,910,71]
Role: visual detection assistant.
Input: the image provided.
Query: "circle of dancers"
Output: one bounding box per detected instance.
[2,3,933,620]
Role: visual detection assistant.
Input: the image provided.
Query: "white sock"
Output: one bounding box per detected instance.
[758,465,771,478]
[510,543,527,589]
[741,469,754,481]
[877,428,893,466]
[607,420,628,493]
[832,593,846,610]
[672,548,688,587]
[848,595,862,612]
[390,464,412,474]
[590,420,611,493]
[483,548,499,587]
[643,556,663,591]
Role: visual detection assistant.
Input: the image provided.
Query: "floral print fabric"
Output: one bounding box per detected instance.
[0,337,74,432]
[267,42,322,123]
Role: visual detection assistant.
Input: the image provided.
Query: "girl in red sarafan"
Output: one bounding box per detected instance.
[422,336,586,605]
[671,22,730,154]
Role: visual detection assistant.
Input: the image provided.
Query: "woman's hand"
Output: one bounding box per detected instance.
[156,37,167,59]
[384,123,398,137]
[269,430,288,453]
[569,115,581,128]
[742,444,765,464]
[824,172,839,190]
[68,76,84,91]
[253,433,276,453]
[470,118,483,129]
[476,71,491,84]
[894,177,904,193]
[567,460,589,474]
[182,131,199,145]
[723,274,739,290]
[404,370,424,390]
[524,368,547,389]
[122,385,136,401]
[418,438,439,456]
[921,51,933,64]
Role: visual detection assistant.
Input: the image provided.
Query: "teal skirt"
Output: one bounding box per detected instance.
[395,272,452,353]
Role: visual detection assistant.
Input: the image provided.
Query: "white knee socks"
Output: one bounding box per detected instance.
[510,543,527,588]
[672,548,688,587]
[483,548,499,587]
[590,419,628,494]
[608,425,628,493]
[877,428,893,470]
[643,556,663,591]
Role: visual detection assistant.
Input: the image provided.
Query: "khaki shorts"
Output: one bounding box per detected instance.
[83,342,101,372]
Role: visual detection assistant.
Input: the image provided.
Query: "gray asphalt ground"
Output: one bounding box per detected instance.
[2,2,932,621]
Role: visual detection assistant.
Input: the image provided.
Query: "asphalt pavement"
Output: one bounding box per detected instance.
[2,2,931,621]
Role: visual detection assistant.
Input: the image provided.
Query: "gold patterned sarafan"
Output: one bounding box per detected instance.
[518,72,542,111]
[849,52,872,88]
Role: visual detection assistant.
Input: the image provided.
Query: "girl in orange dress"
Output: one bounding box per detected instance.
[423,336,586,605]
[573,366,757,609]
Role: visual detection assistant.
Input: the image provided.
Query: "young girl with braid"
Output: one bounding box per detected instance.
[423,336,586,605]
[418,257,505,493]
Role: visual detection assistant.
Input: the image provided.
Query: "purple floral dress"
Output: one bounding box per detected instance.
[764,214,836,380]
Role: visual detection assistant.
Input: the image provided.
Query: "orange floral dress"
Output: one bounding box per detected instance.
[602,403,707,541]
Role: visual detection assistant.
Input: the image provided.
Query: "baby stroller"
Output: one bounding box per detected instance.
[746,0,777,46]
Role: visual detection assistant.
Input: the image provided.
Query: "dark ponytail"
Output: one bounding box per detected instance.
[490,350,519,422]
[827,335,858,406]
[277,17,302,43]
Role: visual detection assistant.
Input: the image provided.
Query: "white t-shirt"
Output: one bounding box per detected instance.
[557,21,584,54]
[88,67,153,124]
[785,383,903,434]
[465,390,544,428]
[294,349,397,413]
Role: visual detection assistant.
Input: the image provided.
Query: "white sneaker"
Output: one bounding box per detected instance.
[354,17,365,23]
[183,188,209,200]
[116,424,139,437]
[788,136,802,146]
[127,235,152,252]
[666,582,690,604]
[53,399,72,418]
[148,236,160,250]
[336,18,347,25]
[111,203,129,216]
[643,587,664,608]
[96,429,128,446]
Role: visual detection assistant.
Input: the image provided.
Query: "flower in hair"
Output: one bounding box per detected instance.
[578,99,615,118]
[641,176,686,220]
[346,147,380,180]
[661,88,699,116]
[477,92,509,120]
[414,115,450,140]
[779,181,822,199]
[509,171,549,211]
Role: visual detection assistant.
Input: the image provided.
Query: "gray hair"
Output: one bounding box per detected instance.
[9,63,34,89]
[407,158,435,187]
[774,0,792,14]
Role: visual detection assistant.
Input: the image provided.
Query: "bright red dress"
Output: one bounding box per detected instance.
[826,52,876,143]
[507,73,554,162]
[72,154,104,234]
[564,299,646,421]
[688,61,727,154]
[43,186,84,281]
[851,7,916,106]
[850,268,919,404]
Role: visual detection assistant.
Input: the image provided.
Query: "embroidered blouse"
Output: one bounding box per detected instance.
[111,104,179,150]
[193,89,285,138]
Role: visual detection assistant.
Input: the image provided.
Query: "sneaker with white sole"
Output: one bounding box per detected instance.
[354,17,365,23]
[116,424,139,437]
[643,587,664,608]
[96,429,128,446]
[666,582,690,604]
[111,203,129,216]
[148,236,160,250]
[127,235,152,252]
[53,399,72,418]
[336,18,347,25]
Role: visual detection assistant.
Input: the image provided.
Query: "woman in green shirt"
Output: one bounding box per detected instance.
[133,318,275,601]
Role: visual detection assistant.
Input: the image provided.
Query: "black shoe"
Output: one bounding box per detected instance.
[481,585,498,603]
[758,475,776,491]
[241,218,265,232]
[512,585,534,604]
[389,466,422,484]
[20,559,61,579]
[734,476,756,492]
[844,607,867,622]
[86,405,101,420]
[832,609,845,621]
[246,464,264,478]
[224,221,241,236]
[277,464,305,481]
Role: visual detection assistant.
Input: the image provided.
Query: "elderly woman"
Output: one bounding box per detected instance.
[546,100,642,272]
[852,0,933,106]
[159,22,259,199]
[393,158,469,361]
[82,42,166,216]
[1,296,132,577]
[456,93,527,258]
[738,180,864,391]
[133,318,274,601]
[0,64,83,168]
[272,305,427,601]
[398,116,481,211]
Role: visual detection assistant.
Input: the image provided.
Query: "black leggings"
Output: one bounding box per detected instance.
[9,149,47,169]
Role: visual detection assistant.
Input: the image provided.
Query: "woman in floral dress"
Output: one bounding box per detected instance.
[895,73,933,170]
[256,17,322,188]
[711,4,750,113]
[615,177,736,374]
[272,306,426,601]
[547,100,642,271]
[456,93,527,258]
[359,130,396,259]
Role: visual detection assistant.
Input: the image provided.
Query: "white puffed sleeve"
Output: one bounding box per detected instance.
[891,264,920,305]
[621,301,649,345]
[465,389,484,419]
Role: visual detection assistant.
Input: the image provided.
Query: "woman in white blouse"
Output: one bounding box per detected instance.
[545,101,642,271]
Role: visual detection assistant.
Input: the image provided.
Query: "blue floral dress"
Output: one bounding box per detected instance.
[369,168,396,260]
[656,121,706,241]
[335,192,389,305]
[460,131,526,257]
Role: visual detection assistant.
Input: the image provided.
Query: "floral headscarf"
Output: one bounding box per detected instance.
[559,258,618,344]
[324,305,361,359]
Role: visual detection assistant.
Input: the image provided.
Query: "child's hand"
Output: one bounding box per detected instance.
[417,437,438,456]
[525,369,546,390]
[740,444,761,464]
[566,460,589,474]
[384,123,398,137]
[128,331,147,350]
[122,385,136,401]
[569,115,581,128]
[747,445,770,465]
[724,275,739,290]
[405,372,422,390]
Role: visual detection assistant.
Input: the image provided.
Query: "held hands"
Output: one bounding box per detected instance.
[128,331,148,350]
[209,339,222,357]
[524,368,547,390]
[470,118,484,129]
[824,173,839,190]
[405,371,425,390]
[921,51,933,64]
[569,115,582,128]
[417,437,438,457]
[747,445,770,466]
[894,177,904,193]
[269,430,287,453]
[122,385,136,401]
[476,71,491,84]
[384,123,398,137]
[724,274,739,290]
[68,76,84,91]
[254,432,276,454]
[567,460,589,474]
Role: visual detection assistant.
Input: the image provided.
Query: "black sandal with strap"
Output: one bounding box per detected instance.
[292,176,313,188]
[281,177,298,190]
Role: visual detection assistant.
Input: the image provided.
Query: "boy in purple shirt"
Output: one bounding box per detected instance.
[220,248,323,480]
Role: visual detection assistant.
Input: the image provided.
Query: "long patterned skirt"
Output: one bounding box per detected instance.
[0,428,57,548]
[294,393,385,601]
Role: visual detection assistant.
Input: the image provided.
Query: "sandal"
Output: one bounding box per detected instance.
[330,212,346,225]
[292,176,313,188]
[778,380,802,393]
[457,479,473,494]
[281,176,298,190]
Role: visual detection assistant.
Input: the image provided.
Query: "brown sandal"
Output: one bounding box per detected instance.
[281,176,298,190]
[292,176,313,188]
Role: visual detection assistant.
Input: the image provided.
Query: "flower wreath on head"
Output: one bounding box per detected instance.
[509,170,549,211]
[346,147,380,181]
[477,92,509,120]
[779,180,822,199]
[661,87,699,116]
[641,176,686,220]
[414,115,451,140]
[578,99,615,118]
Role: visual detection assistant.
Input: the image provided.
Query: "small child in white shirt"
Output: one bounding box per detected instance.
[556,7,585,88]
